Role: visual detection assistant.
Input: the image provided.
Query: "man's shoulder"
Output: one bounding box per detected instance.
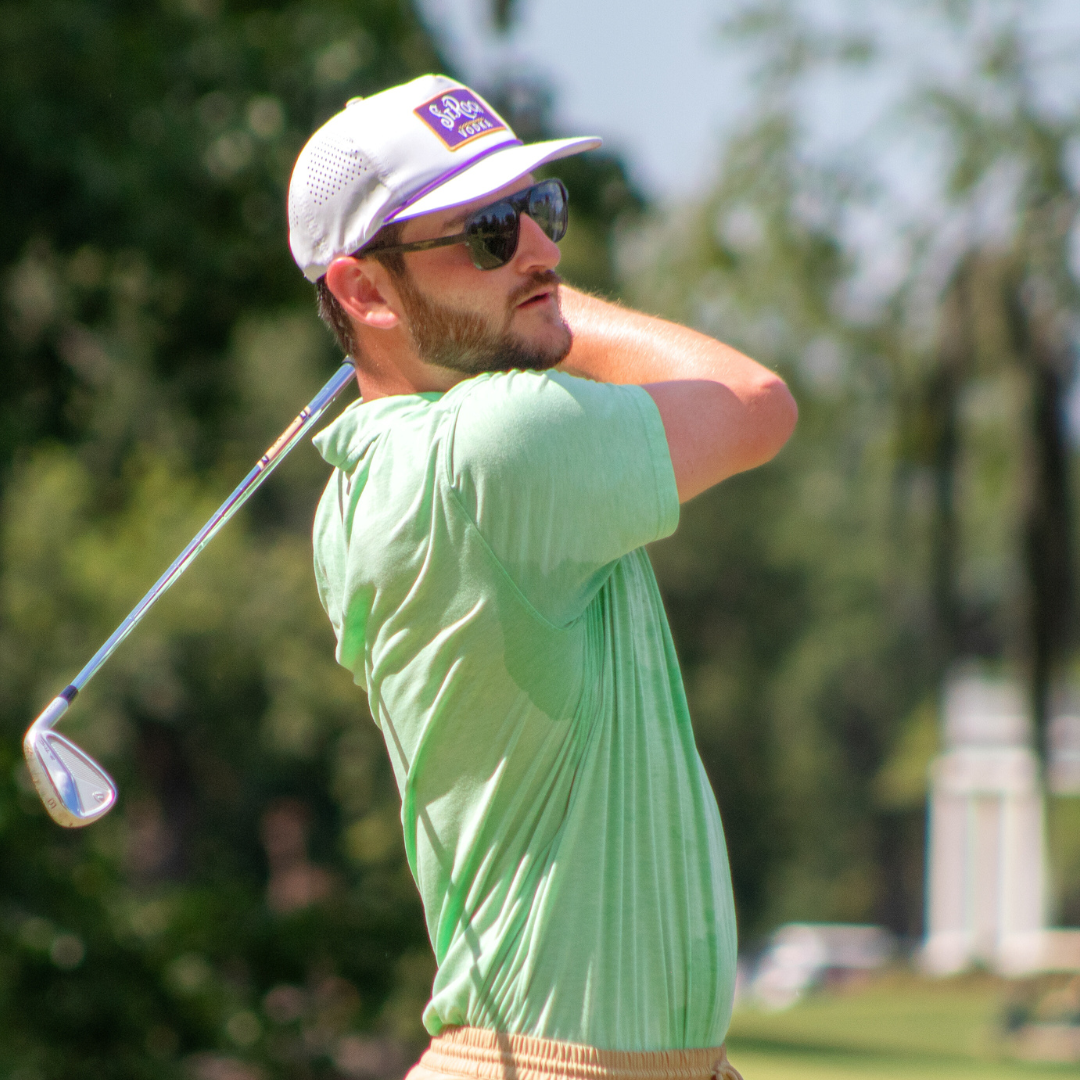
[446,368,569,409]
[312,370,651,485]
[312,390,447,473]
[449,369,654,456]
[448,368,648,437]
[311,371,554,470]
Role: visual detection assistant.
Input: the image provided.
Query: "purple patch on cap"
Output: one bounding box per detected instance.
[414,90,506,151]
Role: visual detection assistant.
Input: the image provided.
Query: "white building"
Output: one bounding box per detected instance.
[923,675,1046,975]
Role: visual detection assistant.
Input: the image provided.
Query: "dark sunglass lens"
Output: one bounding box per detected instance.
[529,181,568,242]
[465,201,518,269]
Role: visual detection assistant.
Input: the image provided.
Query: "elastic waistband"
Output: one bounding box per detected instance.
[408,1027,742,1080]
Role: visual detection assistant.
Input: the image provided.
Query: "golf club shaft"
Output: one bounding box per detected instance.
[34,360,356,731]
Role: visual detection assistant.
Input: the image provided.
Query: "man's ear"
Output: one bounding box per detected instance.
[325,257,400,330]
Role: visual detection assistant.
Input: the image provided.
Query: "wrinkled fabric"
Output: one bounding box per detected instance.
[405,1026,745,1080]
[313,370,737,1050]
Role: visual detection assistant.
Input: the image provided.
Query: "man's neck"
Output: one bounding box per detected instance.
[355,346,471,402]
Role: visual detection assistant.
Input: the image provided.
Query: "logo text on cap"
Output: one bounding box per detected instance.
[414,90,506,151]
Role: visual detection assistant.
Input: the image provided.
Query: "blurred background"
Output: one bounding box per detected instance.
[3,0,1080,1077]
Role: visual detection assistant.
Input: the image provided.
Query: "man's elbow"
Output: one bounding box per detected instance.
[655,373,798,501]
[747,373,798,467]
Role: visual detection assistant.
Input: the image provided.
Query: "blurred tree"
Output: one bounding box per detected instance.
[624,0,1080,939]
[0,0,443,477]
[0,3,478,1079]
[488,0,520,35]
[0,1,647,1075]
[904,23,1080,748]
[626,102,932,937]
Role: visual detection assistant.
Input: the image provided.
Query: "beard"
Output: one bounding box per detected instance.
[394,268,573,376]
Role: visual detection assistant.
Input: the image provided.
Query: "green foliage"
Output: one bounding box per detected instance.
[0,418,431,1078]
[0,2,456,1077]
[0,0,443,473]
[628,104,930,936]
[630,0,1080,939]
[0,1,650,1074]
[1048,798,1080,926]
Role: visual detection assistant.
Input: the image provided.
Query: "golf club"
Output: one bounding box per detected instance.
[23,360,357,828]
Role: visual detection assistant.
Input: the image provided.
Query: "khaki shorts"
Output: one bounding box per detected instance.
[405,1026,744,1080]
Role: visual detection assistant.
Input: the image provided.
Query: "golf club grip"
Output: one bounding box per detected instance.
[58,360,356,711]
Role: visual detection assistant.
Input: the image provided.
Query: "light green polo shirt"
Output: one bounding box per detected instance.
[312,369,737,1050]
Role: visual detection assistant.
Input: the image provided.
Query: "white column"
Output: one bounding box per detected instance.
[922,675,1046,976]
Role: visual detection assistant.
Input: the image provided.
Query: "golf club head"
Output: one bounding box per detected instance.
[18,363,355,830]
[23,698,117,828]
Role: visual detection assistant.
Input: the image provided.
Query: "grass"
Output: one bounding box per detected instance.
[724,971,1078,1079]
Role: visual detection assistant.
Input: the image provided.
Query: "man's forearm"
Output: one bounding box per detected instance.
[557,286,798,501]
[558,286,769,388]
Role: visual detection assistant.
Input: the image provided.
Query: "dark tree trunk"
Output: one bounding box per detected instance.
[928,258,975,667]
[1023,332,1074,755]
[1011,274,1075,759]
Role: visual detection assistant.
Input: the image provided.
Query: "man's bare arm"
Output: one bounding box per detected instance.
[558,287,797,503]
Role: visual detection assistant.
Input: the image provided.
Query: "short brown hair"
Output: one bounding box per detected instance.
[315,221,407,359]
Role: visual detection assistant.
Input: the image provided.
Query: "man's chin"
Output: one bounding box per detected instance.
[437,321,570,376]
[517,308,572,361]
[398,268,571,375]
[503,324,572,373]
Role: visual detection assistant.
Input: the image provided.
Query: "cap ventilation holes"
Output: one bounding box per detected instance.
[302,144,371,208]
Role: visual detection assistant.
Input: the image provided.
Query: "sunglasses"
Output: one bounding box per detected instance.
[363,178,569,271]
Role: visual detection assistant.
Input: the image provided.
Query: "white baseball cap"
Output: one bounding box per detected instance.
[288,74,602,282]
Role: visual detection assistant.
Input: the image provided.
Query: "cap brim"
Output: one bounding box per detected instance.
[386,135,602,222]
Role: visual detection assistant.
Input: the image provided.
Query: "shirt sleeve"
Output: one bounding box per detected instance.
[446,370,679,626]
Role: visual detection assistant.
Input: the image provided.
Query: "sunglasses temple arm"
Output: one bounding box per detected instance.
[32,359,358,733]
[368,232,467,256]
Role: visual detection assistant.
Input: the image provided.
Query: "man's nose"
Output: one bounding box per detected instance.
[512,211,561,272]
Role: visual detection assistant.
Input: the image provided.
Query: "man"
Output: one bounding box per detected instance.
[288,75,796,1080]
